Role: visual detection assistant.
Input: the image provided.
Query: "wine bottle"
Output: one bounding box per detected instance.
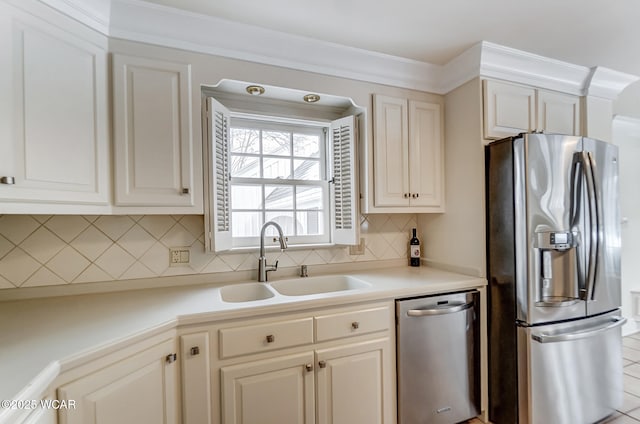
[410,228,420,267]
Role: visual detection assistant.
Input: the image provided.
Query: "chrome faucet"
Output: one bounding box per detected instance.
[258,221,288,282]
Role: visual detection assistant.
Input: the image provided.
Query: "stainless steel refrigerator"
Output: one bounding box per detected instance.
[485,133,625,424]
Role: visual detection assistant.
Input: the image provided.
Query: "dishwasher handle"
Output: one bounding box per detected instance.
[407,300,474,317]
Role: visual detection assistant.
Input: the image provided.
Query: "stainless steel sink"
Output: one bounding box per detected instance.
[270,275,371,296]
[219,282,276,303]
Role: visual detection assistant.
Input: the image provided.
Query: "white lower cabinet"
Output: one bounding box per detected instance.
[180,331,212,424]
[221,352,316,424]
[57,338,180,424]
[214,302,395,424]
[50,302,395,424]
[316,338,391,424]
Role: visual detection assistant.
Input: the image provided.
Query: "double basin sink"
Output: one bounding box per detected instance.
[219,275,371,303]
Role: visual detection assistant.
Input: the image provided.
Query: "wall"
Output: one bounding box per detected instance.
[612,117,640,335]
[0,213,417,289]
[419,78,486,277]
[0,33,443,291]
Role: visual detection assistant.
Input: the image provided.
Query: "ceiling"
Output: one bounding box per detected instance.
[140,0,640,77]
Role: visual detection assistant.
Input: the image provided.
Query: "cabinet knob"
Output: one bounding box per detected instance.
[318,360,327,369]
[403,193,409,198]
[190,346,200,356]
[165,353,177,363]
[412,193,419,199]
[351,321,360,330]
[305,364,313,372]
[266,334,275,343]
[182,188,190,194]
[0,176,15,185]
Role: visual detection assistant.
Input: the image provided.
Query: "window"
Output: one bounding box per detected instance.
[205,97,359,252]
[229,118,330,247]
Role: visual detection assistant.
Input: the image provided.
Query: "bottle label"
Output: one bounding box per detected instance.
[411,246,420,258]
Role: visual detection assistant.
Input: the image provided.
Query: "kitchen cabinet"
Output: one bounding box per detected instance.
[112,54,197,211]
[316,338,390,424]
[0,1,110,212]
[180,331,212,424]
[214,302,395,424]
[483,79,581,139]
[57,338,180,424]
[221,352,316,424]
[370,94,444,213]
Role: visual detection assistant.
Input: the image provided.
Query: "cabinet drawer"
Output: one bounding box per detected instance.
[315,306,390,342]
[219,318,313,359]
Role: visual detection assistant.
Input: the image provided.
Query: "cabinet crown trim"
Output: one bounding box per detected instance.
[28,1,640,97]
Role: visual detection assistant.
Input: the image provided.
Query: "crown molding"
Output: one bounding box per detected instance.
[477,41,592,96]
[587,67,640,99]
[37,0,111,34]
[34,0,640,98]
[108,0,442,92]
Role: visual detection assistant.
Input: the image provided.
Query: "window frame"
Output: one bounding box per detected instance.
[228,115,332,248]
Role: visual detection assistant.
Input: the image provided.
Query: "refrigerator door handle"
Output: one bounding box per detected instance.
[581,151,599,301]
[407,301,474,316]
[531,316,626,343]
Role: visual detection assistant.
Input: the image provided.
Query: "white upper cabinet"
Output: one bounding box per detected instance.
[368,94,444,213]
[537,89,582,136]
[483,80,535,139]
[483,79,582,139]
[112,54,198,211]
[0,1,109,212]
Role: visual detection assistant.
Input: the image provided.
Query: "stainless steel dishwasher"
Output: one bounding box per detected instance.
[396,290,480,424]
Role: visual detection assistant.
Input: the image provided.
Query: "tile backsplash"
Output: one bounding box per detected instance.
[0,214,417,289]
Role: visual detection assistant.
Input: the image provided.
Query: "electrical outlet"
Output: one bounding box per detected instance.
[169,247,190,267]
[349,238,365,255]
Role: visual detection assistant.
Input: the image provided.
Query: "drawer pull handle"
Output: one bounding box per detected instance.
[305,364,313,372]
[318,360,326,369]
[0,176,15,185]
[190,346,200,356]
[266,334,275,343]
[351,321,360,330]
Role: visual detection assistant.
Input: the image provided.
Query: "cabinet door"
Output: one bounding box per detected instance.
[113,54,194,208]
[372,95,410,206]
[316,338,393,424]
[483,80,535,139]
[537,89,581,135]
[0,2,109,206]
[408,100,444,209]
[180,332,211,424]
[57,339,180,424]
[221,352,315,424]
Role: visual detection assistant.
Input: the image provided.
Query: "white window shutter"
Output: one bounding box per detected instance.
[330,115,360,245]
[205,97,232,252]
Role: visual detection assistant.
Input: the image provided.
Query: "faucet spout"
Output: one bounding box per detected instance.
[258,221,288,282]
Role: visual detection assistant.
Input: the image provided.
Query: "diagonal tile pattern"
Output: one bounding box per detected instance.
[0,214,418,289]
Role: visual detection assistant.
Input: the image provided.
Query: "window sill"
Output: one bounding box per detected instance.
[225,242,339,254]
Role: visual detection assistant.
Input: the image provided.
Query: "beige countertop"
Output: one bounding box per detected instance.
[0,266,485,409]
